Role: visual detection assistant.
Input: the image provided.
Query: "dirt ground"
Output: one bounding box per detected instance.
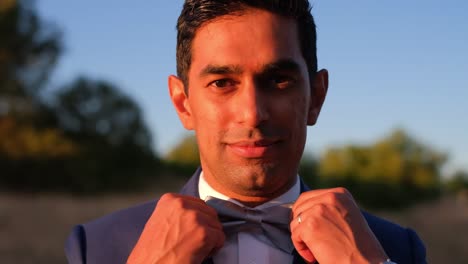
[375,193,468,264]
[1,190,467,264]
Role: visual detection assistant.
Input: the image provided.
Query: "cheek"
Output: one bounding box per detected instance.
[190,99,229,145]
[287,96,309,141]
[280,94,309,126]
[190,94,221,125]
[294,98,309,124]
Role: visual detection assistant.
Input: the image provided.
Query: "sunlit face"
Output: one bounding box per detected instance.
[169,8,327,202]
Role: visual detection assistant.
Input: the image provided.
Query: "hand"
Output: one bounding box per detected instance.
[290,188,388,264]
[127,193,225,264]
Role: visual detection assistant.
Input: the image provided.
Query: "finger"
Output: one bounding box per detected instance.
[157,195,223,230]
[290,215,316,263]
[205,225,225,248]
[292,191,353,219]
[293,187,350,212]
[213,226,226,252]
[290,205,354,260]
[293,200,347,221]
[292,238,316,263]
[291,204,348,237]
[199,226,225,257]
[291,210,328,263]
[188,226,225,262]
[160,193,218,211]
[181,206,224,231]
[159,192,205,203]
[160,193,220,218]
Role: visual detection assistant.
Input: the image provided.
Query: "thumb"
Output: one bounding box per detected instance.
[293,239,316,263]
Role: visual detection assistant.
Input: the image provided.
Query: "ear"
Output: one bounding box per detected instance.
[168,75,194,130]
[307,69,329,126]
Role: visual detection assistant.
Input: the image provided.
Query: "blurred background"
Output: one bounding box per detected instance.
[0,0,467,263]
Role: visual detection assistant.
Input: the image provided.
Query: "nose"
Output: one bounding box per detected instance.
[235,80,270,127]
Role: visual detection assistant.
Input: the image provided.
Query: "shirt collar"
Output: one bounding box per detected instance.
[198,170,300,209]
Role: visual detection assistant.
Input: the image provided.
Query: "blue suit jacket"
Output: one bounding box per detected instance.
[65,168,427,264]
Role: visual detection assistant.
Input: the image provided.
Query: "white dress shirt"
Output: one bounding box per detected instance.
[198,172,300,264]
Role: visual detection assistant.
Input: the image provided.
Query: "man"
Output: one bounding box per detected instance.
[65,0,427,263]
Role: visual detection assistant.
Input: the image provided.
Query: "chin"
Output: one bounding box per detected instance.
[233,164,285,192]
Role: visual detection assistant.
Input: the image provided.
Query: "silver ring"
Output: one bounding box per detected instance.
[297,213,302,224]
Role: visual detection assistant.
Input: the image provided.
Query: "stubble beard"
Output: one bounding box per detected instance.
[215,158,297,199]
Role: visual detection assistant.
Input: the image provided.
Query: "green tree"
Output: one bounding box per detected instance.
[445,170,468,193]
[0,116,77,159]
[372,129,445,188]
[0,1,160,193]
[164,134,200,176]
[50,77,158,192]
[55,77,153,153]
[0,0,61,106]
[319,129,446,209]
[0,0,62,137]
[165,134,199,164]
[299,153,319,187]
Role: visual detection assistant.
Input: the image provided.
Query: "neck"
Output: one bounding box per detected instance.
[201,170,298,208]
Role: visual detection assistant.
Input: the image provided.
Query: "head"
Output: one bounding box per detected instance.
[169,0,328,205]
[176,0,318,91]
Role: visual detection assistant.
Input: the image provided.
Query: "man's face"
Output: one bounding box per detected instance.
[169,8,327,202]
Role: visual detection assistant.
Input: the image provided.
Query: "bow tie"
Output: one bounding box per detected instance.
[205,196,295,254]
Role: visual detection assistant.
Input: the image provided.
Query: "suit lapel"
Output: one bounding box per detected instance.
[178,168,215,264]
[179,167,203,197]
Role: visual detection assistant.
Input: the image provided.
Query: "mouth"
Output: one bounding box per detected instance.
[226,139,280,158]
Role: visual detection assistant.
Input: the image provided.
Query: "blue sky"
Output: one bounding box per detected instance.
[37,1,468,175]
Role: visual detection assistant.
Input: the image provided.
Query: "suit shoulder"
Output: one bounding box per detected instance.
[65,225,86,264]
[65,199,158,264]
[363,211,427,264]
[84,199,157,233]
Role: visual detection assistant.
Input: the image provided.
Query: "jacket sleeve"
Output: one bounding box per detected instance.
[407,228,427,264]
[65,225,86,264]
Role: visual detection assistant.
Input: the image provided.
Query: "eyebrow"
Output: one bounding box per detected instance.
[199,64,243,77]
[262,59,302,74]
[198,58,302,78]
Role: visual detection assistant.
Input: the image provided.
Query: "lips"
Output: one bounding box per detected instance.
[226,139,279,158]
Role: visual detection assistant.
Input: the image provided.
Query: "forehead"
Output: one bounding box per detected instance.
[189,8,306,76]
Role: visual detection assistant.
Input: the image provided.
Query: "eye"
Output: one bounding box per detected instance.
[209,78,237,89]
[270,74,296,89]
